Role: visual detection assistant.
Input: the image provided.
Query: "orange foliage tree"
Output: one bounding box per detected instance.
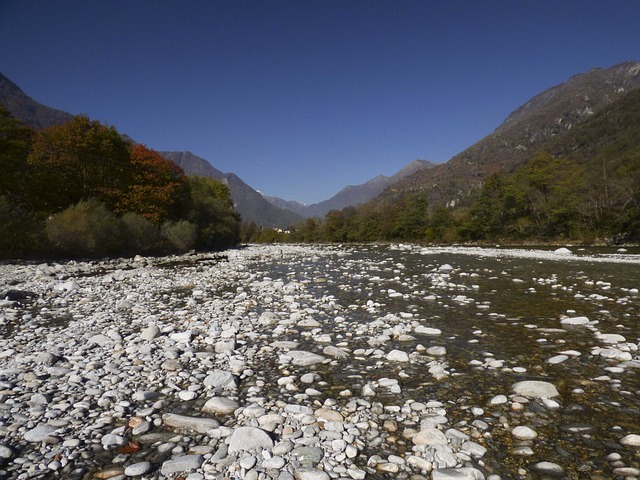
[117,144,189,224]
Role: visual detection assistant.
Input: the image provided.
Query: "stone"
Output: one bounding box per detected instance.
[322,345,349,358]
[412,427,448,446]
[288,350,327,366]
[0,445,13,459]
[553,248,572,255]
[162,413,220,434]
[290,446,325,466]
[293,468,330,480]
[227,427,274,453]
[160,455,204,476]
[432,468,485,479]
[124,462,153,476]
[512,380,559,398]
[387,349,410,362]
[512,426,537,440]
[547,355,569,364]
[23,424,58,443]
[529,461,564,476]
[140,324,161,341]
[203,370,237,390]
[560,316,589,325]
[202,397,239,415]
[620,434,640,446]
[415,326,442,336]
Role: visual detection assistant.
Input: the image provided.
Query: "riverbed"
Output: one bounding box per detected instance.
[0,244,639,480]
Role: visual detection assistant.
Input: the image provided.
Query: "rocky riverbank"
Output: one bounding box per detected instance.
[1,244,639,479]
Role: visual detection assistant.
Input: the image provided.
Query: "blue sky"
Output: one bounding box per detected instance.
[1,1,639,204]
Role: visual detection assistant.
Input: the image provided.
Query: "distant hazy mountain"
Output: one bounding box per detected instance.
[0,72,73,129]
[389,61,640,207]
[264,159,435,218]
[159,151,304,228]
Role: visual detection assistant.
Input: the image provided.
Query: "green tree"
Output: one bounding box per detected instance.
[185,176,240,250]
[0,105,33,201]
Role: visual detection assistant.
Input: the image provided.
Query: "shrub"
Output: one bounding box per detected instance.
[45,199,122,257]
[161,220,197,252]
[121,212,161,254]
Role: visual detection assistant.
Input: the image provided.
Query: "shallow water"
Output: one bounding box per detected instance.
[245,244,640,479]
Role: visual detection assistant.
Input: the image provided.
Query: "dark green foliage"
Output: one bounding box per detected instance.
[120,212,162,254]
[185,176,241,250]
[161,220,197,252]
[45,199,123,256]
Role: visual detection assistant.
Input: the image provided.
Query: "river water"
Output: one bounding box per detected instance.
[242,244,640,479]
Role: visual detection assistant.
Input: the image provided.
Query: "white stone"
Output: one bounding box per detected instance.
[387,349,410,362]
[512,426,537,440]
[288,350,327,366]
[512,380,559,398]
[412,427,448,445]
[202,397,239,415]
[561,316,589,325]
[620,434,640,446]
[228,427,274,453]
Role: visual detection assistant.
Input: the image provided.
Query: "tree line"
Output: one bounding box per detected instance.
[0,106,240,259]
[248,88,640,245]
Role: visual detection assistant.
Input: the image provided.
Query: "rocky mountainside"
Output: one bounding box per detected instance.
[0,72,73,129]
[265,159,435,218]
[389,61,640,208]
[159,151,303,228]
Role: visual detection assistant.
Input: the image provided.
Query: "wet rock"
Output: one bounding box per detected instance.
[287,350,327,366]
[512,381,559,398]
[620,434,640,446]
[529,461,564,476]
[432,468,485,479]
[162,413,220,434]
[512,426,537,440]
[124,461,153,476]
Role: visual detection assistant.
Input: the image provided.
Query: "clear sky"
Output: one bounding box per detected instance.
[1,1,639,204]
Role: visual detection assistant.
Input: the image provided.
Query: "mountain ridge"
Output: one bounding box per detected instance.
[264,159,435,218]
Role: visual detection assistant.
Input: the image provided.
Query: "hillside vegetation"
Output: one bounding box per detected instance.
[0,109,240,258]
[275,87,640,245]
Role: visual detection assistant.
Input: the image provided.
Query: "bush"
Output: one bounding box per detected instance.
[121,212,161,254]
[161,220,197,252]
[45,199,122,257]
[0,195,44,258]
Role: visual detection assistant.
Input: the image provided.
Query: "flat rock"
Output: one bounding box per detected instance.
[23,424,58,443]
[202,397,239,415]
[620,434,640,446]
[288,350,326,366]
[387,349,410,362]
[412,427,448,446]
[432,467,485,479]
[529,461,564,476]
[203,370,237,390]
[512,380,559,398]
[140,324,161,341]
[560,316,589,325]
[160,454,204,476]
[512,426,537,440]
[228,426,274,453]
[162,413,220,434]
[415,326,442,336]
[294,468,330,480]
[124,461,152,476]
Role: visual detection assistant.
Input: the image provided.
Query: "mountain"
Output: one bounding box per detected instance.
[264,159,435,218]
[0,72,73,129]
[0,72,302,229]
[389,61,640,208]
[159,151,303,228]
